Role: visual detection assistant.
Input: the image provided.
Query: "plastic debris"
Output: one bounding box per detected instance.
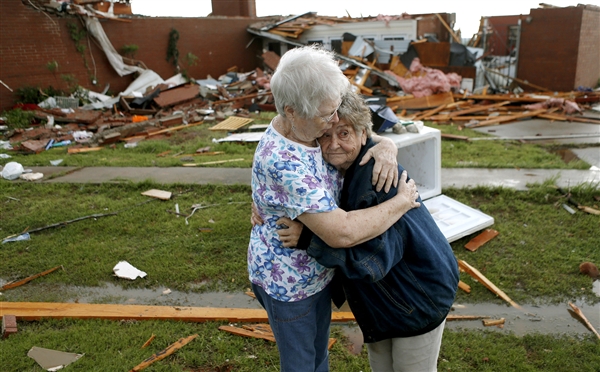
[2,232,31,244]
[1,161,24,180]
[113,261,147,280]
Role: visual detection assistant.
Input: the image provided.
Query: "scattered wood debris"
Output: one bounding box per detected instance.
[568,302,600,340]
[141,189,172,200]
[458,280,471,294]
[457,259,523,310]
[482,318,505,328]
[141,334,156,349]
[464,229,499,252]
[0,265,63,291]
[130,334,198,372]
[219,323,338,349]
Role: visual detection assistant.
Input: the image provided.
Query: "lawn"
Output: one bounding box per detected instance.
[1,111,599,371]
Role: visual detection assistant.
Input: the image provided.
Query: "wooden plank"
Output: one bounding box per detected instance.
[68,147,103,154]
[219,325,276,342]
[467,109,547,128]
[130,334,197,371]
[458,280,471,293]
[457,259,523,310]
[390,92,454,110]
[482,318,505,327]
[568,302,600,340]
[439,101,512,120]
[464,229,499,252]
[434,13,461,43]
[441,134,470,141]
[0,266,62,291]
[141,189,171,200]
[0,302,358,323]
[411,103,450,121]
[209,117,254,132]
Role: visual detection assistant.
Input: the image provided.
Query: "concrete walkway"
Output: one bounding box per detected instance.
[28,166,600,191]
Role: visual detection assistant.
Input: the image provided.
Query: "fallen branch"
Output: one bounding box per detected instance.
[0,266,63,291]
[3,212,118,241]
[568,302,600,340]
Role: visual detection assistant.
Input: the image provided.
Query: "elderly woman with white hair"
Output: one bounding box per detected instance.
[248,46,420,372]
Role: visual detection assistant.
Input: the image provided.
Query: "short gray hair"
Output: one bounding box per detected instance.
[338,90,373,138]
[270,45,350,119]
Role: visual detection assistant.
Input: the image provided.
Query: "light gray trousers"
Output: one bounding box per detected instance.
[366,320,446,372]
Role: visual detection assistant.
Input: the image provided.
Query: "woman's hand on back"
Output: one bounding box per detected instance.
[359,135,398,193]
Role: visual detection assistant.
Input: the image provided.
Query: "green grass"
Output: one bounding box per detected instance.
[1,116,592,169]
[1,319,598,371]
[429,123,592,169]
[1,182,598,305]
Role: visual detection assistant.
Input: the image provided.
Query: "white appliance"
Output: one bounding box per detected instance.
[382,126,494,243]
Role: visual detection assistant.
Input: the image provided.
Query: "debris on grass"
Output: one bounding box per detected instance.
[141,334,156,349]
[482,318,505,328]
[141,189,172,200]
[458,259,523,311]
[464,229,499,252]
[568,302,600,340]
[27,346,84,371]
[113,261,147,280]
[130,334,198,372]
[579,262,599,279]
[0,265,63,291]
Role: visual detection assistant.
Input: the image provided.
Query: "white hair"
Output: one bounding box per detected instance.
[270,45,350,118]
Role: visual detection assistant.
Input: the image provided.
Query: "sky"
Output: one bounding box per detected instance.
[133,0,600,38]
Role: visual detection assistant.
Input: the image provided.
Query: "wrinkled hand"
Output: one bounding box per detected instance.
[276,217,304,248]
[397,170,420,211]
[250,202,264,226]
[359,136,398,193]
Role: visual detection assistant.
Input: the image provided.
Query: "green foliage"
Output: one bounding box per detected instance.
[46,60,58,73]
[1,108,36,129]
[166,28,180,71]
[120,44,139,58]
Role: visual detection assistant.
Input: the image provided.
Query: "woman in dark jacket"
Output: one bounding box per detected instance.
[278,90,459,372]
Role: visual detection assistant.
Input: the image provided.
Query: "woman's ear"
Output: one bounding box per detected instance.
[361,129,367,146]
[284,106,295,121]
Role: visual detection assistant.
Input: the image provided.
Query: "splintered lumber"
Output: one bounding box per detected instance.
[466,108,547,128]
[67,147,103,154]
[130,334,198,371]
[141,189,172,200]
[437,101,512,120]
[464,229,499,252]
[411,103,450,121]
[219,323,338,349]
[458,280,471,293]
[141,334,155,348]
[219,324,276,342]
[568,302,600,340]
[183,158,245,166]
[457,259,523,310]
[482,318,505,327]
[0,302,357,323]
[0,266,63,291]
[446,315,490,321]
[209,116,254,132]
[435,13,461,44]
[441,134,470,141]
[391,92,455,110]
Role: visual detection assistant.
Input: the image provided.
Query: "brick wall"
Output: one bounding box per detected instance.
[575,7,600,89]
[0,0,262,111]
[487,15,523,56]
[518,7,582,91]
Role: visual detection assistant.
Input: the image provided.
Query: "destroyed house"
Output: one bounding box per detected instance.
[472,4,600,92]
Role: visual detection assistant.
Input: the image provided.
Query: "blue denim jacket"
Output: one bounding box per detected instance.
[306,138,459,342]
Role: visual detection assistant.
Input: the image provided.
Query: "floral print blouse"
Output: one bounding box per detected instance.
[248,122,343,302]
